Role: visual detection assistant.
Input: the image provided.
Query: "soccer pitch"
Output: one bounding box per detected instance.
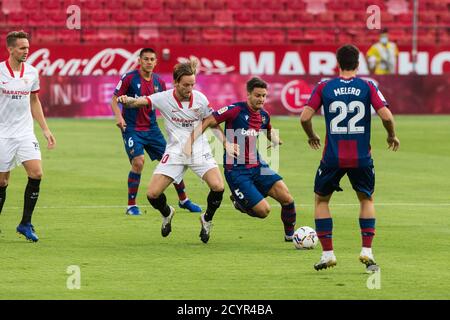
[1,116,449,300]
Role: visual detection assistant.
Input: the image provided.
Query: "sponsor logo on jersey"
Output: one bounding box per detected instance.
[240,128,259,137]
[217,106,228,115]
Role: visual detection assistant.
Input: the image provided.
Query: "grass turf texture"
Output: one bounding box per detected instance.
[1,116,449,299]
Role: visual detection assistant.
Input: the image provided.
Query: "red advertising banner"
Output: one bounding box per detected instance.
[38,74,450,117]
[0,45,449,76]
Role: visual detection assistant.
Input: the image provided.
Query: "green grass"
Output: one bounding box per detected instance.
[1,116,449,299]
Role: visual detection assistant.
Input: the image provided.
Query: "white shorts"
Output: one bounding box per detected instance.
[153,152,218,184]
[0,134,41,172]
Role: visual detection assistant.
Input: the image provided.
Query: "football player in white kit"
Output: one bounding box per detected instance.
[0,31,56,242]
[118,59,224,243]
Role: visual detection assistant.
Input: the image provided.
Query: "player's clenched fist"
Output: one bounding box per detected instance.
[117,95,130,104]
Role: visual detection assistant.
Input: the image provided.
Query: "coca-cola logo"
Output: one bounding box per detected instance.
[25,49,236,76]
[26,48,141,76]
[280,79,312,113]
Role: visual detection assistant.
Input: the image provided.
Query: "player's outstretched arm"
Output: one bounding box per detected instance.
[183,115,218,157]
[117,95,149,108]
[210,124,240,158]
[377,107,400,151]
[30,93,56,150]
[300,106,321,150]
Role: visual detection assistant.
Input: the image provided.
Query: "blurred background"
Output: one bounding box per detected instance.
[0,0,449,116]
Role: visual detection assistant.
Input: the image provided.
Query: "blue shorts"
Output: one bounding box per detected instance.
[122,129,166,162]
[314,162,375,198]
[224,164,283,209]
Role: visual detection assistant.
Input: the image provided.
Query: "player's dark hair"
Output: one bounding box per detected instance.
[139,48,156,58]
[6,30,29,47]
[246,77,267,93]
[173,58,198,83]
[336,44,360,71]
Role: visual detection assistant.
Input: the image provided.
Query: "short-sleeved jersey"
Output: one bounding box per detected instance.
[114,70,166,132]
[212,102,272,169]
[145,89,213,156]
[0,61,40,138]
[307,77,388,168]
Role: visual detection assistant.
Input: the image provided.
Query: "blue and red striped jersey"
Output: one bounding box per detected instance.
[213,101,272,169]
[114,70,166,131]
[307,77,388,168]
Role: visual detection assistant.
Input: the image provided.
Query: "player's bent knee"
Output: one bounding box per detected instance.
[210,182,224,192]
[0,179,8,187]
[253,204,271,218]
[131,158,145,172]
[29,171,43,180]
[147,189,162,200]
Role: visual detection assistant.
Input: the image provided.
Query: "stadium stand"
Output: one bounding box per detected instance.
[0,0,448,45]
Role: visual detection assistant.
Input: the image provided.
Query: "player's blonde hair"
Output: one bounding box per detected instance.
[173,58,198,83]
[6,30,29,47]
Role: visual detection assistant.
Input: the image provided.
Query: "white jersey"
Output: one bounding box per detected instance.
[0,60,40,138]
[146,89,213,159]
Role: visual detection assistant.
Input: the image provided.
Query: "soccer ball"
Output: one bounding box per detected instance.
[293,226,318,250]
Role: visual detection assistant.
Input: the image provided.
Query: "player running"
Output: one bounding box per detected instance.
[185,77,297,242]
[300,44,400,272]
[111,48,201,216]
[0,30,56,242]
[117,59,224,243]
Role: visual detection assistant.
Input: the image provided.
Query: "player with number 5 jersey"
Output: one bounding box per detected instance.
[185,77,298,243]
[300,44,400,272]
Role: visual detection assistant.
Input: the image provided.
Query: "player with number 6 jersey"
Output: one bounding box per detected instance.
[300,44,400,272]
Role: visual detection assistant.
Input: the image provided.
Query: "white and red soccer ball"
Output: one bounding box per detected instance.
[293,226,318,250]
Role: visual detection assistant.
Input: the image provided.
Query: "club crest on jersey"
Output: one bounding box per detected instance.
[137,84,141,89]
[154,86,159,93]
[261,116,266,123]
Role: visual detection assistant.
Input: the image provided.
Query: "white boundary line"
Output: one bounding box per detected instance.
[2,203,450,210]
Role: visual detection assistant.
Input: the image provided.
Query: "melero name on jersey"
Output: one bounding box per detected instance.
[333,87,361,96]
